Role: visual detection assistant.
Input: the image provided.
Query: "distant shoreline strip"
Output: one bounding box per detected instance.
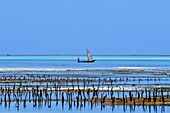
[0,54,170,56]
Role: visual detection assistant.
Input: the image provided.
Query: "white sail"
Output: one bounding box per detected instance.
[86,48,93,61]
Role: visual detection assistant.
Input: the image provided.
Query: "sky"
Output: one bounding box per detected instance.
[0,0,170,55]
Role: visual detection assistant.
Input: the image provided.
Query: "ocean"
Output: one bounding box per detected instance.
[1,55,170,69]
[0,55,170,113]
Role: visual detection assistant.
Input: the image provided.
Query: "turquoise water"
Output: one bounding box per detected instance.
[0,55,170,69]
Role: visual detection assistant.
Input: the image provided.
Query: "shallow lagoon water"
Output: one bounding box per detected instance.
[0,55,170,113]
[1,101,170,113]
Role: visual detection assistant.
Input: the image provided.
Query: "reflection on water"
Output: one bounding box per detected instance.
[0,101,168,113]
[0,70,169,113]
[0,56,170,113]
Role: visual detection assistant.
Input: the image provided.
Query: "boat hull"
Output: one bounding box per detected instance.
[78,60,95,63]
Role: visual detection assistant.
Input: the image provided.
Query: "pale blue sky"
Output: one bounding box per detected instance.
[0,0,170,54]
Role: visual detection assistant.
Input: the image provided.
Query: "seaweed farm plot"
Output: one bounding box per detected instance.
[0,69,170,113]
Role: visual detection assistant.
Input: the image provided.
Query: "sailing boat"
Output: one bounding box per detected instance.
[77,48,96,63]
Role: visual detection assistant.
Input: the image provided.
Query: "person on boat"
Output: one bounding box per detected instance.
[77,58,80,62]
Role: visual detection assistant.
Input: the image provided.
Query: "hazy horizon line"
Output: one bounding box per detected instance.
[0,54,170,56]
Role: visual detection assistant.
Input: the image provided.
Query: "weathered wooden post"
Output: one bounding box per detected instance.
[62,92,64,109]
[161,89,165,105]
[122,88,125,105]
